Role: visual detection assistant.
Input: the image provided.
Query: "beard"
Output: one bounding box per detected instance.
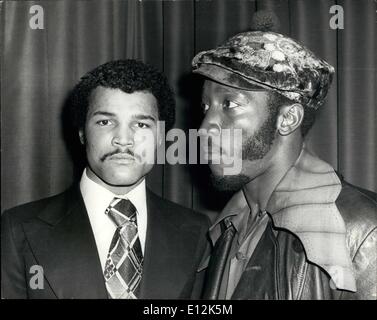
[242,107,277,161]
[210,107,278,192]
[210,172,251,192]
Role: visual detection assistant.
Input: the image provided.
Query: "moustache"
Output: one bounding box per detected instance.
[100,149,139,162]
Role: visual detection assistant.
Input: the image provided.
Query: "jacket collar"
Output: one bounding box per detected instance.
[266,146,356,292]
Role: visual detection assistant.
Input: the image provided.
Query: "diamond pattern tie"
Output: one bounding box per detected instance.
[104,198,143,299]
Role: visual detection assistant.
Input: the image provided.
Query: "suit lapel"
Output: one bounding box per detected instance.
[23,186,108,299]
[139,190,191,299]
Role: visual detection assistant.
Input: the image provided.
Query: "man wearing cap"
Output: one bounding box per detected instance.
[192,31,377,299]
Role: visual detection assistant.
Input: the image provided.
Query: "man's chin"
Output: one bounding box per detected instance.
[97,168,144,187]
[102,174,144,187]
[210,172,250,192]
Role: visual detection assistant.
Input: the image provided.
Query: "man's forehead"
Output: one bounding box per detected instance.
[87,86,158,116]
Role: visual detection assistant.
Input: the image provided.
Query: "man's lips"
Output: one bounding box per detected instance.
[109,153,135,160]
[201,145,226,161]
[101,151,137,163]
[108,154,135,164]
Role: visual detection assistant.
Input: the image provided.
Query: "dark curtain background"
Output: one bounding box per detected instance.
[1,0,376,220]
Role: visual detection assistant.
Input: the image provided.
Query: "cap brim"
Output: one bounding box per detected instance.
[193,63,271,91]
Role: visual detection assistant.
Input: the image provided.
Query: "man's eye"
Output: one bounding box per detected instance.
[223,100,239,109]
[96,119,112,126]
[202,103,210,113]
[137,122,150,129]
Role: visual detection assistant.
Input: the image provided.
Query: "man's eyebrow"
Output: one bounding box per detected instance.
[201,94,210,102]
[222,87,247,97]
[132,114,157,122]
[91,111,116,117]
[221,88,251,103]
[90,111,156,122]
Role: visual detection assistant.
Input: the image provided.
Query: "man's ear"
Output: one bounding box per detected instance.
[277,104,304,136]
[78,129,85,145]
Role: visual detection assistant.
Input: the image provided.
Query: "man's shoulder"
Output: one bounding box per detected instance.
[2,187,78,225]
[146,189,211,228]
[336,180,377,254]
[337,180,377,226]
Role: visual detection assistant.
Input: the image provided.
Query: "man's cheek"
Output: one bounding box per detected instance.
[133,130,157,164]
[86,142,104,162]
[221,128,243,175]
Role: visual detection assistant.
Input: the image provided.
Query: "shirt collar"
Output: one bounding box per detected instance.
[209,190,249,246]
[79,168,147,218]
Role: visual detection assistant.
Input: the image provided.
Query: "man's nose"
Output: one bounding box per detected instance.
[200,108,222,137]
[111,125,134,147]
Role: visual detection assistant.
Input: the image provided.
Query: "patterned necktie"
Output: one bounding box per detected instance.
[103,198,143,299]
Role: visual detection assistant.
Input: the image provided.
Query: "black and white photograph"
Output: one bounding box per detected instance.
[1,0,376,305]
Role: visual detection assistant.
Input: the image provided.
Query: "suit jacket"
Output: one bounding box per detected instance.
[1,185,211,299]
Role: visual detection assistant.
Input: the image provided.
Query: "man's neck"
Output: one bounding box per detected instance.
[242,138,303,214]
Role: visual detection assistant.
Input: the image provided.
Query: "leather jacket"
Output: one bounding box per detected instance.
[199,179,377,300]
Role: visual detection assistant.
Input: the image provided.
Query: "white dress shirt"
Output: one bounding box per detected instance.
[79,168,147,271]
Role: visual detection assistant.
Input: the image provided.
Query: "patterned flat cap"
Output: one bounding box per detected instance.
[192,31,335,110]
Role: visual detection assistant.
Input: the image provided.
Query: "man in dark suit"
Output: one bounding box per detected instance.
[1,59,210,299]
